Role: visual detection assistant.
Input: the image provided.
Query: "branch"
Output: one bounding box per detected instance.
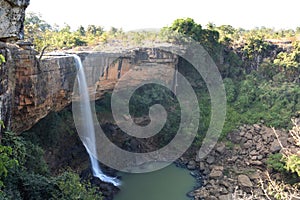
[38,44,50,63]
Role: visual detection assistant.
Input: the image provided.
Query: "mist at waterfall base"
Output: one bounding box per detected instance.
[73,55,120,187]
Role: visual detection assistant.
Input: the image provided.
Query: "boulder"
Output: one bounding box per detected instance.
[187,160,197,170]
[209,166,223,179]
[216,143,226,154]
[238,174,253,187]
[270,140,282,153]
[206,156,215,164]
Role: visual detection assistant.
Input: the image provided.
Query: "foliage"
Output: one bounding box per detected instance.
[223,78,237,103]
[0,145,18,188]
[222,73,300,133]
[260,171,300,200]
[221,50,244,79]
[284,121,300,177]
[0,120,4,128]
[0,129,103,200]
[267,153,286,173]
[23,141,49,175]
[286,155,300,177]
[129,84,178,117]
[261,122,300,199]
[0,54,5,65]
[17,171,56,200]
[166,18,203,42]
[242,35,272,72]
[25,12,52,32]
[53,171,103,200]
[162,18,221,61]
[1,131,27,166]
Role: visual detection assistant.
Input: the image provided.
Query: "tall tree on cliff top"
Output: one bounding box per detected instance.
[168,18,203,41]
[164,18,221,61]
[24,12,52,39]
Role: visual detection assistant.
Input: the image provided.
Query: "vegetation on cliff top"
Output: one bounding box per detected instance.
[23,13,300,131]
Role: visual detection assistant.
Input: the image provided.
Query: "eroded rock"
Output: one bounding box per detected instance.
[0,0,30,41]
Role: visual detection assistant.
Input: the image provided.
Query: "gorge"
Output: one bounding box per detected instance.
[1,0,300,200]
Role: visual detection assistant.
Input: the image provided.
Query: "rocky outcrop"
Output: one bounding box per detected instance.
[0,0,30,41]
[185,123,299,200]
[0,42,15,134]
[0,44,178,134]
[11,47,77,133]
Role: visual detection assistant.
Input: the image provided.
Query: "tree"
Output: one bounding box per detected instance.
[87,25,104,36]
[296,27,300,34]
[77,26,86,36]
[163,18,221,60]
[168,18,202,41]
[242,35,272,71]
[24,12,52,32]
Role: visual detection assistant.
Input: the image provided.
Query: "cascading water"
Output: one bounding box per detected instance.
[73,54,121,187]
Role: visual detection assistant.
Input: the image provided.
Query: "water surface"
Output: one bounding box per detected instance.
[114,164,195,200]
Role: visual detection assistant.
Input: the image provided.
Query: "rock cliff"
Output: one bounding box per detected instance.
[0,0,30,41]
[0,44,178,134]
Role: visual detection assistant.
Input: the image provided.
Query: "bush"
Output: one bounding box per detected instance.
[0,129,103,200]
[0,54,5,65]
[267,153,286,173]
[18,172,56,200]
[0,145,18,188]
[53,172,103,200]
[223,78,237,103]
[286,155,300,177]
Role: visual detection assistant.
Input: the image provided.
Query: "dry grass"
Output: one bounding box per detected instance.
[260,119,300,200]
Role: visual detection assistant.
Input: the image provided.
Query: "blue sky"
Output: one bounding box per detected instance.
[27,0,300,31]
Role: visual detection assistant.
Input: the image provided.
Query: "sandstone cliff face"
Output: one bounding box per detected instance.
[0,46,178,134]
[0,0,30,41]
[0,43,80,134]
[12,50,78,133]
[0,42,14,134]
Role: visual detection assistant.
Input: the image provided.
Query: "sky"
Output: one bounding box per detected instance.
[27,0,300,31]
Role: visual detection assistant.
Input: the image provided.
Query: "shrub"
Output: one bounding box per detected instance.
[0,54,5,65]
[267,153,286,173]
[286,155,300,177]
[53,171,103,200]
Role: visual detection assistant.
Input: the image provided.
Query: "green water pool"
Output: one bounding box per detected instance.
[114,164,196,200]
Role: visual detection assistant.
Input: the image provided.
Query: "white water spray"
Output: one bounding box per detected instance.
[73,55,121,187]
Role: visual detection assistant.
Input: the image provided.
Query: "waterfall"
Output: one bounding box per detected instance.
[73,54,121,187]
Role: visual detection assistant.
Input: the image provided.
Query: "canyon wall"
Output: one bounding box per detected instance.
[0,45,178,134]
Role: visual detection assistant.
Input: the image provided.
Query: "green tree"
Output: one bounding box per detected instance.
[0,145,18,188]
[53,172,103,200]
[24,12,52,48]
[242,35,271,71]
[163,18,221,61]
[87,25,104,36]
[167,18,203,41]
[296,27,300,34]
[77,26,86,36]
[24,12,52,32]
